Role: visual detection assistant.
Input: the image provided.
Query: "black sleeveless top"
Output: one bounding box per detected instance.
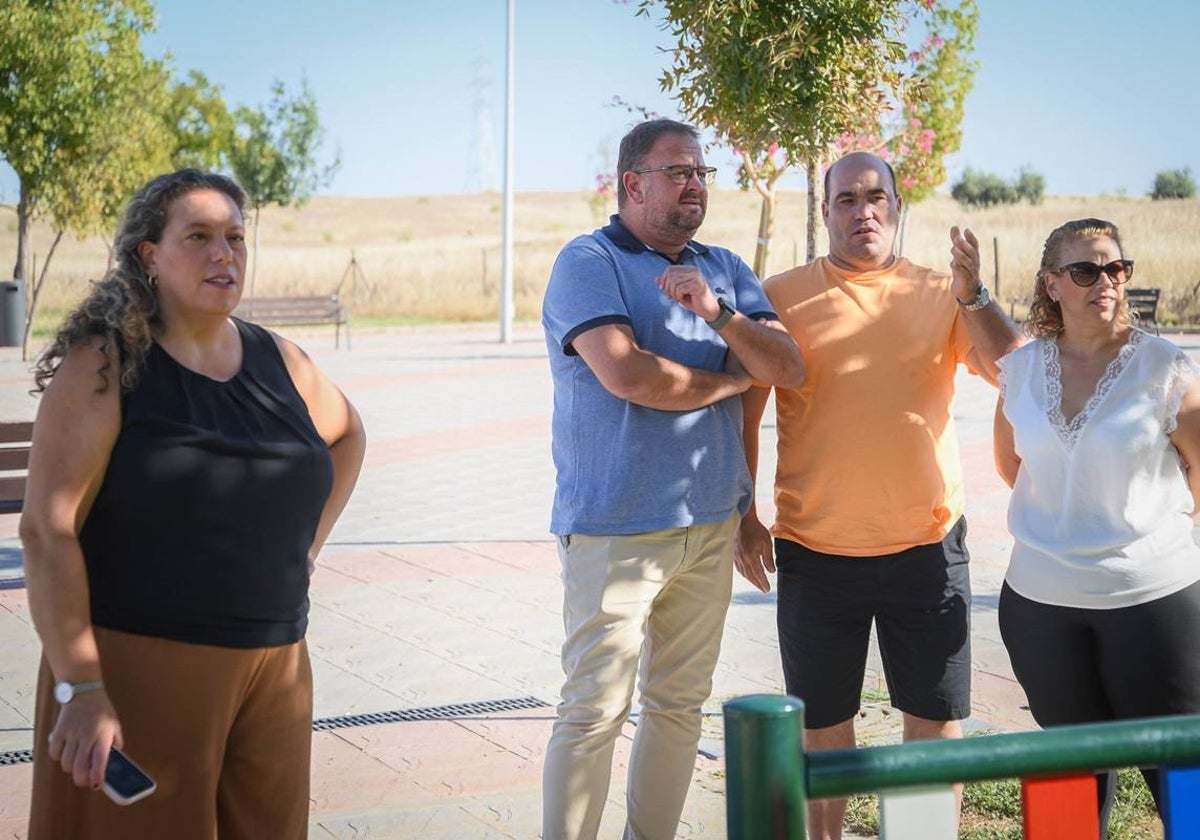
[80,319,333,648]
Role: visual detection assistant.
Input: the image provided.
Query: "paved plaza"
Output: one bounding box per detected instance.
[0,323,1193,838]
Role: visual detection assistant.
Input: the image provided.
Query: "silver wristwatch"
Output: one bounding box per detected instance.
[54,679,104,704]
[956,284,990,311]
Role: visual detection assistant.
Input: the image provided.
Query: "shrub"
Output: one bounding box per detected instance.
[1014,166,1045,206]
[1151,167,1196,200]
[951,168,1013,208]
[952,166,1045,209]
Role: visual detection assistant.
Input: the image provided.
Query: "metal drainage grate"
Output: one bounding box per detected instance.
[0,697,554,765]
[311,695,551,732]
[0,748,33,767]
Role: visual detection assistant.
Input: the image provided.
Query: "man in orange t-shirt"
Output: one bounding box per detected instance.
[736,151,1022,840]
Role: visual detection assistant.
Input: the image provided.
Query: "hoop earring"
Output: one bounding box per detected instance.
[148,274,158,290]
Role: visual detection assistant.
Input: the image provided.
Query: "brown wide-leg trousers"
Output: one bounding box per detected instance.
[29,627,313,840]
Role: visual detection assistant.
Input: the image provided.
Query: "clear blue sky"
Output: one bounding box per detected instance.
[2,0,1197,200]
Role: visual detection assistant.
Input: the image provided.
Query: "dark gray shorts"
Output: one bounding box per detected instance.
[774,517,972,729]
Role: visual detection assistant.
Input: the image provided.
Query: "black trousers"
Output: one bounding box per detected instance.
[999,579,1200,834]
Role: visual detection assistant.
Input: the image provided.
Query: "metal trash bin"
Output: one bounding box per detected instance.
[0,280,25,347]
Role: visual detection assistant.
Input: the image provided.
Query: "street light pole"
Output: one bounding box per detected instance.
[500,0,515,343]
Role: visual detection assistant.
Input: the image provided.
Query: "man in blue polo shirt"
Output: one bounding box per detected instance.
[540,118,804,840]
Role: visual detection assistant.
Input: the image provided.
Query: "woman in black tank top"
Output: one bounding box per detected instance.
[21,169,366,839]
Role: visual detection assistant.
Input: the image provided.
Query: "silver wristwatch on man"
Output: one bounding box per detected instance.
[956,284,991,312]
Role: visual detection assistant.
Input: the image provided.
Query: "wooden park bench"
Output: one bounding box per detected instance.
[0,421,32,515]
[234,294,350,349]
[1126,287,1161,335]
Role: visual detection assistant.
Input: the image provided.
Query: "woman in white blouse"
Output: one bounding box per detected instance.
[994,218,1200,830]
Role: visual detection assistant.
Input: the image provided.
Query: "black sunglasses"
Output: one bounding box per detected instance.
[1054,259,1135,287]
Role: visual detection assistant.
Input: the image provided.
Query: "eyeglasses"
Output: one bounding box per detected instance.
[1054,259,1135,287]
[633,165,718,186]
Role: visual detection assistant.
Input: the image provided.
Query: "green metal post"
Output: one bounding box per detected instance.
[724,694,807,839]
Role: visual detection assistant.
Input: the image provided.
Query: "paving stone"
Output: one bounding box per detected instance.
[0,327,1189,839]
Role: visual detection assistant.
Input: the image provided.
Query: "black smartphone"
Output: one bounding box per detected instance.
[102,747,156,805]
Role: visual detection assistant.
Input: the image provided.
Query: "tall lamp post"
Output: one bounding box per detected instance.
[500,0,515,343]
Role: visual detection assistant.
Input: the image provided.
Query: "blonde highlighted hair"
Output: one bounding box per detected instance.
[1024,217,1135,338]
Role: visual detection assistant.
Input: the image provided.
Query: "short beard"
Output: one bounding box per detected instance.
[665,207,704,237]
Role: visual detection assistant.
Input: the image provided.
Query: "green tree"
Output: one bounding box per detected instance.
[0,0,172,284]
[166,70,235,170]
[227,78,340,295]
[950,167,1044,209]
[1014,165,1045,205]
[638,0,950,272]
[1151,167,1196,200]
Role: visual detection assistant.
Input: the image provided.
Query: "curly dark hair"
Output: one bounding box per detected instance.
[1024,218,1135,338]
[33,169,247,393]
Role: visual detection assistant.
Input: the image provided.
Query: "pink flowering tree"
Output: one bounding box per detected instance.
[589,96,662,226]
[631,0,916,271]
[833,0,979,249]
[731,142,793,280]
[588,171,618,227]
[622,0,977,270]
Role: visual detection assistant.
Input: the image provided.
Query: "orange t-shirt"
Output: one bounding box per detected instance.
[764,256,975,555]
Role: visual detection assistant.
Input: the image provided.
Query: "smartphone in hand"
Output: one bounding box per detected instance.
[102,747,156,805]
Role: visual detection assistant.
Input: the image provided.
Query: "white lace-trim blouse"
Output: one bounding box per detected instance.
[998,329,1200,609]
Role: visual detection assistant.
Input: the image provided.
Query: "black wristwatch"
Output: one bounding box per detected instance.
[707,297,736,331]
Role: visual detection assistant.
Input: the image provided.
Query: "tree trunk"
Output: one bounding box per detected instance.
[897,202,910,257]
[13,179,31,282]
[752,190,777,280]
[22,230,63,362]
[805,159,819,263]
[250,205,261,299]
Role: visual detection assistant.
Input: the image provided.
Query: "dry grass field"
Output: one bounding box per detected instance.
[2,189,1199,333]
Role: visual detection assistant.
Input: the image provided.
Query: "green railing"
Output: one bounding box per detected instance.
[724,694,1200,839]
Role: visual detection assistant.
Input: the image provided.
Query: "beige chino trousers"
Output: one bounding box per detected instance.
[542,514,737,840]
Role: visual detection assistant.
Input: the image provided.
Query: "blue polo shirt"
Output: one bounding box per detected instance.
[542,216,776,536]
